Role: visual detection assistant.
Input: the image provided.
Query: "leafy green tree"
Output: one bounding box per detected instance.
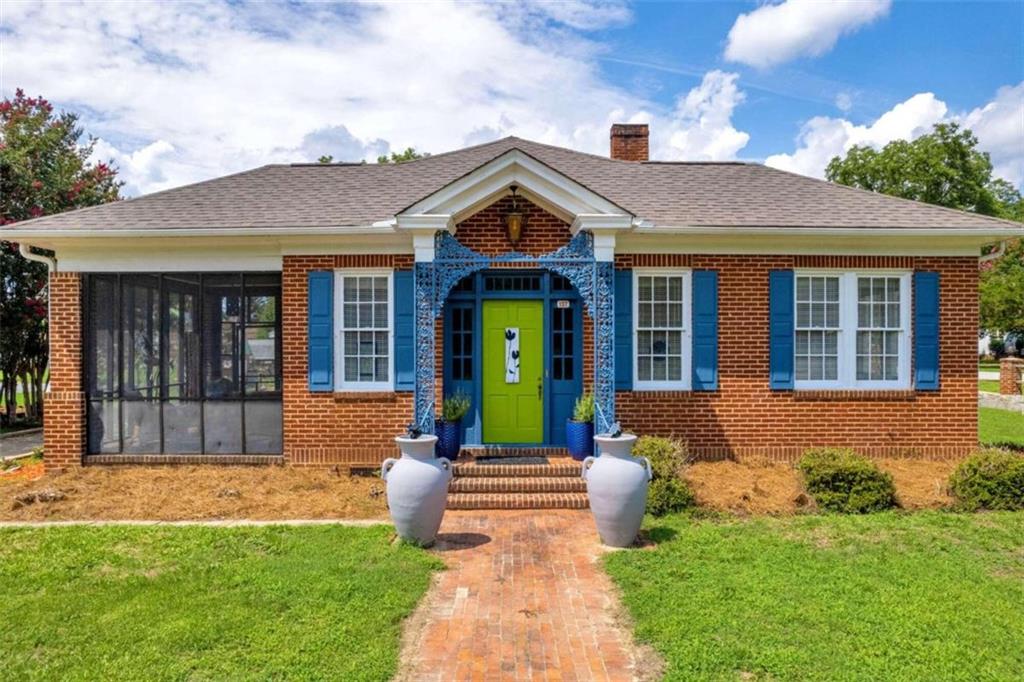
[981,239,1024,339]
[825,123,1008,216]
[317,155,333,164]
[827,122,1024,343]
[0,89,122,424]
[377,147,427,164]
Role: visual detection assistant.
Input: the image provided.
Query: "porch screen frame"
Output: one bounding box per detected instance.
[82,271,283,456]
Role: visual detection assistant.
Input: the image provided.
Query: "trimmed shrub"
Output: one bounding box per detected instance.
[634,436,695,516]
[797,448,897,513]
[949,450,1024,511]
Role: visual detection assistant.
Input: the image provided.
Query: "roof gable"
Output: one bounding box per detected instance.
[396,148,633,231]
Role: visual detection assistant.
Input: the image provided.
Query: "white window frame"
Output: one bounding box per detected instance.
[633,268,693,391]
[794,270,912,390]
[334,269,394,391]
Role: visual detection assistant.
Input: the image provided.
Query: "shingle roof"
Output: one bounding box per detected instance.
[5,136,1021,232]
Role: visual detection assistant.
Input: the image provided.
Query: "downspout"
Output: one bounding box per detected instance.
[18,243,57,272]
[18,243,57,407]
[979,241,1006,263]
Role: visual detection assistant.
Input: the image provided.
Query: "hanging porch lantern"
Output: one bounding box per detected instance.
[505,185,526,245]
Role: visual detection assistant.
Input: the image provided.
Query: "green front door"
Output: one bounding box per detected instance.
[482,300,543,443]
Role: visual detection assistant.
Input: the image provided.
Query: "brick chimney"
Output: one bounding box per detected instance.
[610,124,649,161]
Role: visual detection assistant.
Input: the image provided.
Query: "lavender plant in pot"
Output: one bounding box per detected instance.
[436,392,470,461]
[566,392,594,461]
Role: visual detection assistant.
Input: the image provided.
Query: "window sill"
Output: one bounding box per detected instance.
[333,391,399,402]
[621,388,695,399]
[790,389,917,401]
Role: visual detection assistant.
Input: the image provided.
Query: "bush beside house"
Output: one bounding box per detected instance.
[797,448,898,513]
[949,450,1024,510]
[633,436,695,516]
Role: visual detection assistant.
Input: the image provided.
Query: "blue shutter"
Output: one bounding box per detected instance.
[692,270,719,391]
[769,270,795,390]
[393,270,415,391]
[307,271,334,392]
[914,271,940,391]
[614,269,633,390]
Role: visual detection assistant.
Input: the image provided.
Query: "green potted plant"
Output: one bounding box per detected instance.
[436,392,471,460]
[567,392,594,461]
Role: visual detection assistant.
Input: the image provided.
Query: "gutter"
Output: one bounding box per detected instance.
[631,225,1024,238]
[979,241,1007,263]
[19,243,57,272]
[0,224,398,240]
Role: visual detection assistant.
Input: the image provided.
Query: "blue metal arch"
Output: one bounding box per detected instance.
[414,231,616,435]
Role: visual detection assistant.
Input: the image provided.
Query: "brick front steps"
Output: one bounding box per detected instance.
[448,451,588,509]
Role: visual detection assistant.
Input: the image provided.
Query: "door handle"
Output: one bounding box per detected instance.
[537,377,543,400]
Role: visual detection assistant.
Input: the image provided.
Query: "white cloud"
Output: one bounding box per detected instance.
[765,93,948,178]
[3,1,748,195]
[725,0,891,69]
[835,92,853,113]
[961,82,1024,187]
[659,71,751,161]
[765,84,1024,186]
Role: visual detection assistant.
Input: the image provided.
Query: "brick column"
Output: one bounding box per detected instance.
[44,272,85,469]
[1000,357,1024,395]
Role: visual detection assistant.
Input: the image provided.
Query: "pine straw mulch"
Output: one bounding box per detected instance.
[0,457,964,522]
[684,458,961,515]
[0,465,389,522]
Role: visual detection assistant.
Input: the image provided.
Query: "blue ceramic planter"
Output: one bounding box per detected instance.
[435,419,462,461]
[566,419,594,461]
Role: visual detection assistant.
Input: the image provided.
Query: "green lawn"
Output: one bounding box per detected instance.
[979,361,1001,373]
[606,512,1024,681]
[979,379,1001,393]
[980,406,1024,448]
[0,524,441,680]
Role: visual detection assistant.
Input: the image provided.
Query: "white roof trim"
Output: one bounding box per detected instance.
[398,149,633,225]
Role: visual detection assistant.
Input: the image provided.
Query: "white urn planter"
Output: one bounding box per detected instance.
[381,435,452,547]
[582,433,652,548]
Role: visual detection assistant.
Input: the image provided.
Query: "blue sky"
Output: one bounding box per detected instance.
[2,0,1021,196]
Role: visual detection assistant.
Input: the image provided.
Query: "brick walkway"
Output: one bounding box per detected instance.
[396,510,658,681]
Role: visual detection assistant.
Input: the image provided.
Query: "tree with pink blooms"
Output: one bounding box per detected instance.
[0,89,122,426]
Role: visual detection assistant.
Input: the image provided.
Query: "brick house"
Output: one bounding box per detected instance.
[6,124,1023,484]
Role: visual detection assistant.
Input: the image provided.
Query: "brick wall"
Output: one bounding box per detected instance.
[454,195,573,257]
[616,254,979,461]
[283,255,415,466]
[44,272,85,470]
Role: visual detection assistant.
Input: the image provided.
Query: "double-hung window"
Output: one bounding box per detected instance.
[633,270,692,390]
[794,271,911,389]
[335,270,393,391]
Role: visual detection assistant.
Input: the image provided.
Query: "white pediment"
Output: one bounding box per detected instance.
[395,149,634,232]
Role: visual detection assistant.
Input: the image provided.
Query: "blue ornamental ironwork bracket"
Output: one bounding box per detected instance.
[413,230,616,435]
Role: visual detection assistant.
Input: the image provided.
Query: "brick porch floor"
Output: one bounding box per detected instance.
[396,510,659,682]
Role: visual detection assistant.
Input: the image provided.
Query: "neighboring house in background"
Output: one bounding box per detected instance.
[4,124,1023,480]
